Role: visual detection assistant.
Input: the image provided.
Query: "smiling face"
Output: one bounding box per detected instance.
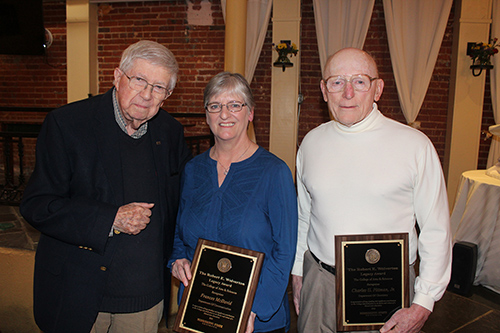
[114,58,172,132]
[206,92,254,143]
[320,48,384,127]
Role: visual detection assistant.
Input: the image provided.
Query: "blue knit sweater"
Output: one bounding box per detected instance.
[170,147,298,332]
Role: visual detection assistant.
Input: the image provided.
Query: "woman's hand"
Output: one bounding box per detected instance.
[171,258,192,287]
[244,311,256,333]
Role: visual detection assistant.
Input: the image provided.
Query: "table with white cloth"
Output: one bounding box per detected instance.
[450,170,500,293]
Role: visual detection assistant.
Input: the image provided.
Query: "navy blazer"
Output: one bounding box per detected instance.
[20,89,191,333]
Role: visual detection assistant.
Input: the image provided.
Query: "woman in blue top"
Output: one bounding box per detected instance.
[169,72,298,333]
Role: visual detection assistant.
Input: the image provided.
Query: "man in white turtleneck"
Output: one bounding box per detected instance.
[291,48,452,333]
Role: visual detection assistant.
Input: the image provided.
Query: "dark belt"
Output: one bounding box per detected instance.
[310,251,336,275]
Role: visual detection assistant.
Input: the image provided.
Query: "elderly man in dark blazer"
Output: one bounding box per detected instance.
[20,40,191,333]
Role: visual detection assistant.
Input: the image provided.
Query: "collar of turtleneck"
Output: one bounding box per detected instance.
[334,102,381,134]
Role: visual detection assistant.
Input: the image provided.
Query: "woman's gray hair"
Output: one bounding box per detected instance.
[119,40,179,90]
[203,72,255,110]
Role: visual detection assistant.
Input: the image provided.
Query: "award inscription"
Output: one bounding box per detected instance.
[173,239,264,333]
[335,233,409,332]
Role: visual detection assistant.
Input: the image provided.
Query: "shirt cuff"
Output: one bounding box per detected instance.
[109,226,121,237]
[291,260,303,276]
[412,292,435,312]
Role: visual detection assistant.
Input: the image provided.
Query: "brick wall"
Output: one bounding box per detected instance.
[0,1,67,180]
[96,0,225,138]
[0,1,67,110]
[297,0,329,143]
[0,0,496,172]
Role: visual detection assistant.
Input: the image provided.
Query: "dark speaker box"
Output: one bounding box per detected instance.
[447,241,477,297]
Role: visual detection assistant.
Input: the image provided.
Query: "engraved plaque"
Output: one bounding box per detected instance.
[173,239,264,333]
[335,233,409,331]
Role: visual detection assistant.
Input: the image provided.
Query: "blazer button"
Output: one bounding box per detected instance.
[100,266,107,271]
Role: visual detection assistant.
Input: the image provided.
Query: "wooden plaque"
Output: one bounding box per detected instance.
[335,233,409,332]
[173,239,264,333]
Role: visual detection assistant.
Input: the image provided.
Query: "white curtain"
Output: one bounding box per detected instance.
[383,0,452,126]
[221,0,272,143]
[244,0,272,82]
[221,0,272,83]
[313,0,375,77]
[487,0,500,168]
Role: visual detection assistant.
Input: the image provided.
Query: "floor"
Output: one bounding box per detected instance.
[1,205,499,332]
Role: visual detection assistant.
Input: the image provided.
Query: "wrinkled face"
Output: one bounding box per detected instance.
[114,58,172,131]
[320,48,384,127]
[205,92,254,143]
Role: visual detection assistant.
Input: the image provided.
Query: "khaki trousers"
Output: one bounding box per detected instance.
[90,300,164,333]
[297,250,415,333]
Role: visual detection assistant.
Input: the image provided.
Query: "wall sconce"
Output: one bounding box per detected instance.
[273,40,298,72]
[467,41,497,77]
[470,64,493,77]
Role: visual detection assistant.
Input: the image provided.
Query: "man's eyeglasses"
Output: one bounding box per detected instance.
[205,102,247,113]
[122,72,172,100]
[323,74,379,93]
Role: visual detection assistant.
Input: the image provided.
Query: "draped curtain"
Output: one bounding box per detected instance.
[383,0,453,126]
[221,0,272,142]
[221,0,272,83]
[313,0,375,77]
[487,0,500,167]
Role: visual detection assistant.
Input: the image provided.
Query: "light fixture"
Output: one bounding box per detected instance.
[273,40,298,72]
[467,41,496,77]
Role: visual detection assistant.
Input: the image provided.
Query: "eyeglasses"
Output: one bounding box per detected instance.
[323,74,379,93]
[205,101,247,113]
[122,72,172,100]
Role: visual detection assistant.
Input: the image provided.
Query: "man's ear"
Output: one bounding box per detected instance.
[374,78,384,102]
[113,68,123,89]
[320,80,329,102]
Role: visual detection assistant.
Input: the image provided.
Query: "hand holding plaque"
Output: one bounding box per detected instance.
[173,239,264,333]
[172,258,192,287]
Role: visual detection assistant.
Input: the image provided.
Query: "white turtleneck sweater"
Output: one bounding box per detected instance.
[291,104,452,312]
